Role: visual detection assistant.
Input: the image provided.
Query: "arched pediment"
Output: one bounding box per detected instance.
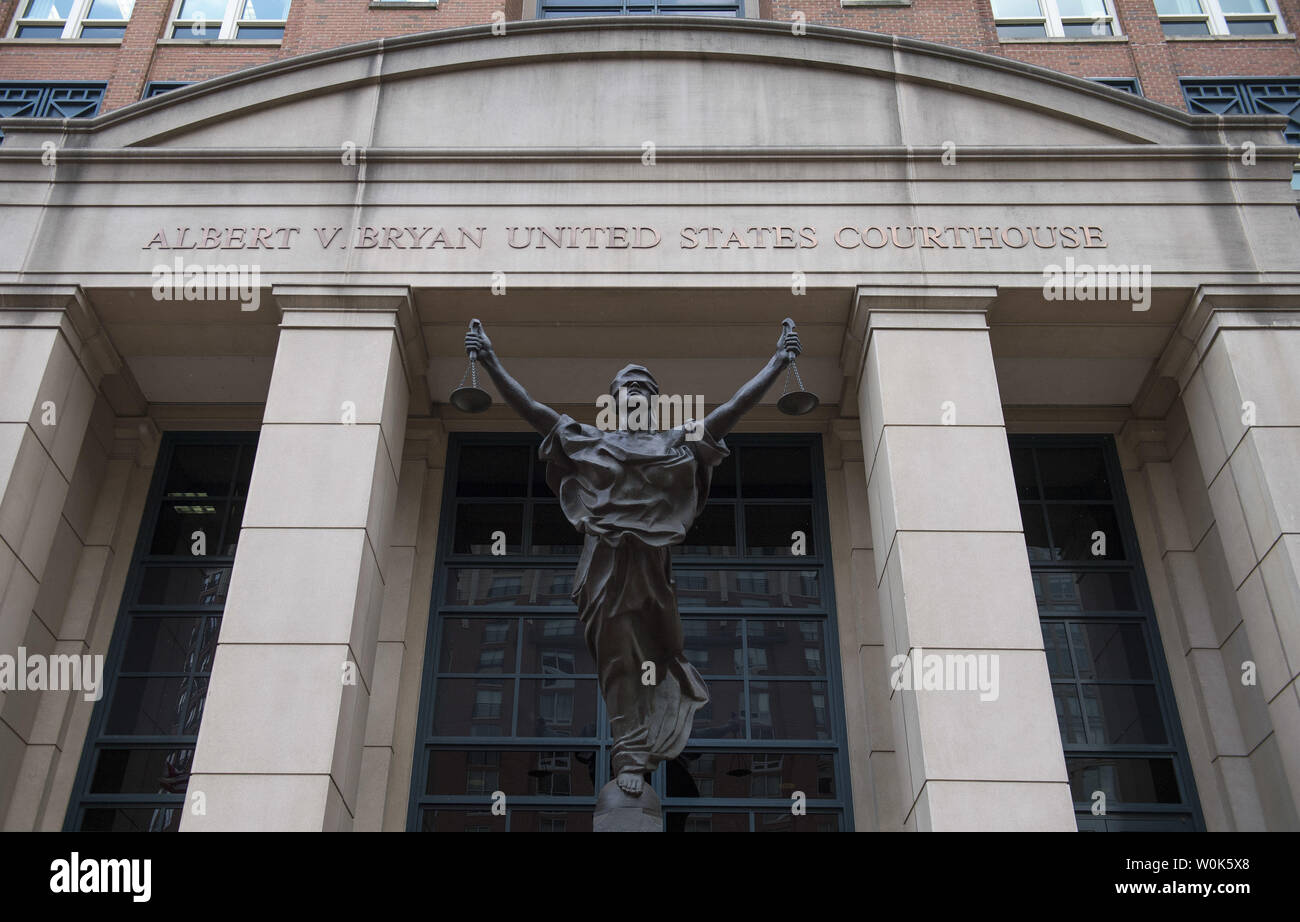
[6,17,1277,152]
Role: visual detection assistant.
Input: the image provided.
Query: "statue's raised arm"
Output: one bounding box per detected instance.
[702,319,802,441]
[464,320,561,435]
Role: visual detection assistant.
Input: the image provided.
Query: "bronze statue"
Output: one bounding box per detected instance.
[462,319,803,829]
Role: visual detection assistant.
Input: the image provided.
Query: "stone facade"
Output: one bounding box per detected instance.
[0,19,1297,831]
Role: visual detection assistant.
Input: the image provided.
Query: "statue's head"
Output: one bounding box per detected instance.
[609,364,659,401]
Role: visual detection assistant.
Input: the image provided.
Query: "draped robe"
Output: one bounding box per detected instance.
[538,415,728,777]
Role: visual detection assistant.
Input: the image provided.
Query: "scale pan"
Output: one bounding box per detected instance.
[777,390,819,416]
[450,385,492,413]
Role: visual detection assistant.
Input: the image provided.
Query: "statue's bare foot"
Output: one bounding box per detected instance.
[616,770,644,795]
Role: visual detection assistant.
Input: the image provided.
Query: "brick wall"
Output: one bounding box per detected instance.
[1,0,1297,113]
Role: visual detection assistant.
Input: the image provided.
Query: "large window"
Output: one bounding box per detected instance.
[166,0,289,40]
[540,1,743,18]
[65,434,256,831]
[1156,0,1285,36]
[1010,436,1202,831]
[8,0,133,39]
[411,434,849,831]
[991,0,1121,38]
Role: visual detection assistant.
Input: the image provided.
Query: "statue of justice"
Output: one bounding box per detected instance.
[458,318,812,814]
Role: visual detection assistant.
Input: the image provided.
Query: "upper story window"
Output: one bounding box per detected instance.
[1156,0,1285,36]
[9,0,133,39]
[167,0,290,40]
[539,0,743,17]
[991,0,1121,37]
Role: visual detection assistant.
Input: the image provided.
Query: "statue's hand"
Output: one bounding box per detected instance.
[465,320,494,359]
[776,324,802,364]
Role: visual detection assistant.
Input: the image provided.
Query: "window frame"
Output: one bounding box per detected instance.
[8,0,133,39]
[63,431,258,832]
[1010,434,1205,831]
[164,0,289,41]
[408,432,852,831]
[1156,0,1287,36]
[992,0,1123,39]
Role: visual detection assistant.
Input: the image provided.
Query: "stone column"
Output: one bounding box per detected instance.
[1160,288,1300,822]
[0,288,110,825]
[184,289,417,831]
[851,287,1075,831]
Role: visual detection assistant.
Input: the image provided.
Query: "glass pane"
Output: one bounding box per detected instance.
[452,504,523,555]
[1033,570,1138,612]
[233,445,254,495]
[749,620,826,676]
[1070,622,1152,680]
[691,680,745,739]
[750,681,831,740]
[755,812,840,832]
[164,445,236,497]
[681,618,741,676]
[23,0,72,17]
[520,618,593,674]
[1062,20,1110,35]
[121,617,218,673]
[1057,0,1107,16]
[708,451,737,498]
[1035,447,1112,500]
[446,569,574,607]
[739,447,812,498]
[234,24,283,38]
[1155,0,1204,13]
[137,566,231,607]
[80,807,182,832]
[1046,504,1124,561]
[743,504,814,557]
[1083,684,1167,745]
[517,678,598,737]
[1225,18,1278,33]
[16,24,65,35]
[996,23,1049,37]
[674,503,736,556]
[1161,19,1211,33]
[1021,504,1052,561]
[80,24,126,36]
[425,749,597,796]
[178,0,227,17]
[1053,684,1088,743]
[1011,445,1039,500]
[1042,622,1073,678]
[667,750,837,799]
[529,503,581,555]
[510,810,594,832]
[1219,0,1269,10]
[86,0,133,17]
[431,678,513,737]
[150,501,225,556]
[90,747,192,794]
[665,812,749,832]
[106,676,207,735]
[673,569,821,609]
[1067,756,1182,804]
[458,445,529,497]
[239,0,290,19]
[991,0,1043,16]
[420,808,505,832]
[438,619,517,673]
